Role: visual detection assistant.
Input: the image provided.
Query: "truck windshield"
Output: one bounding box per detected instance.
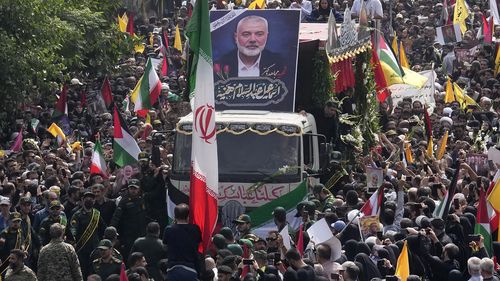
[172,130,301,182]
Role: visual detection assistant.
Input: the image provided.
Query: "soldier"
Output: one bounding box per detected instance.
[0,212,23,274]
[17,196,40,270]
[37,223,83,281]
[38,200,67,245]
[233,214,254,240]
[4,249,37,281]
[312,184,335,212]
[111,179,148,260]
[91,239,121,280]
[70,191,106,278]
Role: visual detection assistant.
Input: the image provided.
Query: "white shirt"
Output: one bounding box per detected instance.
[352,0,383,19]
[237,52,261,77]
[289,0,312,22]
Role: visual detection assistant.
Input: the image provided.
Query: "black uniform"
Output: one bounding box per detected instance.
[110,195,148,260]
[0,227,22,274]
[38,215,67,245]
[91,256,122,280]
[70,208,106,277]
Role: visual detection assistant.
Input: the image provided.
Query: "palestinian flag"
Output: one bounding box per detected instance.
[249,181,307,238]
[377,35,427,88]
[113,106,141,167]
[131,58,162,115]
[360,185,384,216]
[475,187,492,255]
[434,163,460,218]
[371,42,390,103]
[166,181,189,223]
[90,139,108,178]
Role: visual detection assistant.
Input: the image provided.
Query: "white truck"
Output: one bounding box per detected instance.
[170,110,333,216]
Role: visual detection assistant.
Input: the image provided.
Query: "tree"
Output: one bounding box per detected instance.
[0,0,134,136]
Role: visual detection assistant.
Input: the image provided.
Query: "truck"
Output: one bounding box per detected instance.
[170,110,333,218]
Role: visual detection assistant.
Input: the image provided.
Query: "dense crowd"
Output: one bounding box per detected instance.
[0,0,499,280]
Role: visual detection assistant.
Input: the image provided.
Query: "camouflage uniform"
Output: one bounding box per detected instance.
[320,194,335,212]
[37,238,83,281]
[4,265,37,281]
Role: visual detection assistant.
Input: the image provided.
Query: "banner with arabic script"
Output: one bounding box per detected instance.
[210,10,300,111]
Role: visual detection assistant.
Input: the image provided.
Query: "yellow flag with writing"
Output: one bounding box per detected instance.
[453,0,469,34]
[118,14,128,33]
[427,137,434,158]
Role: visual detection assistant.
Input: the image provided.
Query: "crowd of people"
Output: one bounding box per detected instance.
[0,0,499,280]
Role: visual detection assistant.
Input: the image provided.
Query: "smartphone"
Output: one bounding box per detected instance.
[377,259,385,268]
[376,231,383,240]
[331,273,340,280]
[468,234,481,242]
[243,259,254,265]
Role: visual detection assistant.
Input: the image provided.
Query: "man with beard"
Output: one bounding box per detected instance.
[0,213,24,274]
[70,191,106,278]
[213,15,287,79]
[4,249,37,281]
[110,178,147,261]
[38,200,67,245]
[91,184,116,225]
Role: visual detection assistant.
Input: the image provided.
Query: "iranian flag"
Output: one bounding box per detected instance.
[186,0,219,254]
[113,106,141,167]
[475,187,492,255]
[131,58,162,115]
[360,185,384,216]
[90,139,108,179]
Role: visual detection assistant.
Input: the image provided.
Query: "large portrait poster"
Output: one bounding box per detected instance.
[210,10,300,111]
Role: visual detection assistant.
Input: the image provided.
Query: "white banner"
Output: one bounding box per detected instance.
[390,70,436,114]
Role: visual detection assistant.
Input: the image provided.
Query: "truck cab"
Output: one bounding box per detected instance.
[171,110,324,211]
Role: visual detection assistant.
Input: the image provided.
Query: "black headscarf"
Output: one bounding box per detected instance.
[354,253,382,281]
[356,242,371,257]
[344,240,359,261]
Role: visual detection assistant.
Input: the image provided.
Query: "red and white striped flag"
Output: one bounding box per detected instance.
[186,0,219,253]
[360,185,384,216]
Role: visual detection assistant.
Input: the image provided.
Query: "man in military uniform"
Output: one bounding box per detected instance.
[4,249,37,281]
[70,191,106,277]
[111,178,148,260]
[233,214,253,240]
[38,200,67,245]
[0,213,23,274]
[16,196,40,270]
[91,239,121,280]
[313,184,335,212]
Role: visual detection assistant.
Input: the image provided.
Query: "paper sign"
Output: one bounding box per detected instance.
[488,147,500,165]
[307,218,333,244]
[390,70,436,114]
[280,225,292,250]
[320,236,342,261]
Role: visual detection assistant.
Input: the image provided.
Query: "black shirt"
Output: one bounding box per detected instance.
[163,223,202,273]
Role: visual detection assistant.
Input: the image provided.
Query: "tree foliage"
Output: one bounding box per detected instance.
[0,0,133,132]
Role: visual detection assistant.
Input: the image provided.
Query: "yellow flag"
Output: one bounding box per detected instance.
[392,34,399,58]
[436,130,449,160]
[444,78,455,103]
[0,150,5,158]
[379,63,428,88]
[399,41,410,68]
[149,33,154,47]
[70,141,82,152]
[47,123,66,146]
[405,142,413,164]
[118,14,128,33]
[146,113,151,125]
[395,240,410,281]
[130,77,143,104]
[174,25,182,52]
[495,47,500,76]
[426,137,434,158]
[133,34,145,54]
[248,0,266,9]
[488,177,500,212]
[453,82,477,109]
[453,0,469,34]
